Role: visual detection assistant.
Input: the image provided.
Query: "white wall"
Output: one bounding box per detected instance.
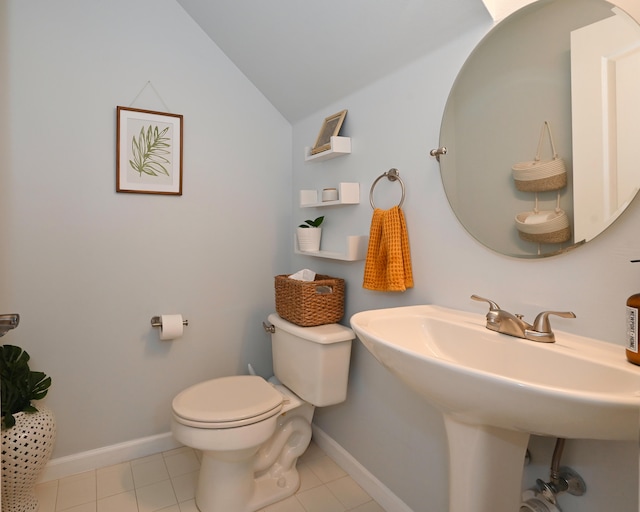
[292,21,639,512]
[0,0,9,294]
[3,0,292,458]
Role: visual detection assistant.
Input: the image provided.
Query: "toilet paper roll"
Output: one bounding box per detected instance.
[160,314,184,340]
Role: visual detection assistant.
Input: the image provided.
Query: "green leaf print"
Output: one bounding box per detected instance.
[129,125,171,177]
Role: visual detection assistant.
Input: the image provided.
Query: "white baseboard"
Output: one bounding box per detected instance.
[311,425,414,512]
[40,432,182,482]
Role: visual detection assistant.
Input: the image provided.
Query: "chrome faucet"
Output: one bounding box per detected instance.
[0,314,20,337]
[471,295,575,343]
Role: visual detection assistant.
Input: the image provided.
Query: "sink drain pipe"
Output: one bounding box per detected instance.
[550,438,565,483]
[520,438,587,512]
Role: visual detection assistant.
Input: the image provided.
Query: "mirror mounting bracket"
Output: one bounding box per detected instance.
[430,147,447,162]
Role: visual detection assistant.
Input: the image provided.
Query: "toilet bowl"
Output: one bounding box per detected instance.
[171,314,354,512]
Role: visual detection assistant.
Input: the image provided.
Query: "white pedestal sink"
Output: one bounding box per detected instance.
[350,305,640,512]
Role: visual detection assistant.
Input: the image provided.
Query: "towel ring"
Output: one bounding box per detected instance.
[369,168,405,209]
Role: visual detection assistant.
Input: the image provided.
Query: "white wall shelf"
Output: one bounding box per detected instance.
[304,136,351,162]
[300,183,360,208]
[294,235,368,261]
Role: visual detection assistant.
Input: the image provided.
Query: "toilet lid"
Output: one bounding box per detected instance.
[172,375,284,427]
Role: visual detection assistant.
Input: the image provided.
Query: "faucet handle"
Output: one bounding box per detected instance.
[470,295,501,311]
[527,311,576,342]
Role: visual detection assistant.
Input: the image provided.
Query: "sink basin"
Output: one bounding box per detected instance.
[351,304,640,512]
[351,304,640,440]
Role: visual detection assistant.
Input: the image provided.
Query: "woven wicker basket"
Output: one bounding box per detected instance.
[275,274,345,327]
[512,163,567,192]
[512,121,567,192]
[515,209,571,244]
[518,226,571,244]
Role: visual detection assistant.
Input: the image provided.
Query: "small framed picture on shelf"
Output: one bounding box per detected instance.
[116,106,183,195]
[310,109,347,155]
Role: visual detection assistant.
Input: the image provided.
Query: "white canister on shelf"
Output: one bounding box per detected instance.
[322,188,338,202]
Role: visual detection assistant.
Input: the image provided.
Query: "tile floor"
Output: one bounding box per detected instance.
[35,441,386,512]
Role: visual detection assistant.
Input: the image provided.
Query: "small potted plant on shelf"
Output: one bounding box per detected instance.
[1,344,56,512]
[297,216,324,252]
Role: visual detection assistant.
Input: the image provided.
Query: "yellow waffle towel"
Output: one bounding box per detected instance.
[363,206,413,292]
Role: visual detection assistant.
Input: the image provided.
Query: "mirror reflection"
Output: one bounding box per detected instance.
[438,0,640,258]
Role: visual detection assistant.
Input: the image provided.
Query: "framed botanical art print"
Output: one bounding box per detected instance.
[116,106,183,195]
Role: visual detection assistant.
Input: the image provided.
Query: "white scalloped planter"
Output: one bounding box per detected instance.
[296,227,322,252]
[1,407,56,512]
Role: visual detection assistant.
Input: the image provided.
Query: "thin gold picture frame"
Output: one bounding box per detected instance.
[116,106,184,195]
[310,109,348,155]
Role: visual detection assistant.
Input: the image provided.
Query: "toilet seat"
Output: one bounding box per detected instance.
[172,375,284,429]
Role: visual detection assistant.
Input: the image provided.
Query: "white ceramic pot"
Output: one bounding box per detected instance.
[1,407,56,512]
[296,227,321,252]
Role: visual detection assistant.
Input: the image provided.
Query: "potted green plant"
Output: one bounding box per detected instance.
[297,216,324,252]
[1,344,55,512]
[1,345,51,429]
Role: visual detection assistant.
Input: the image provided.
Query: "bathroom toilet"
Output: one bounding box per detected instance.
[171,313,354,512]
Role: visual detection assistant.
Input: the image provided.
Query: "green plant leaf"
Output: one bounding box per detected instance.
[0,345,51,430]
[129,125,171,177]
[3,412,15,429]
[300,216,324,228]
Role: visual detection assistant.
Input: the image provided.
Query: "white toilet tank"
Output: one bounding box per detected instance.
[267,313,354,407]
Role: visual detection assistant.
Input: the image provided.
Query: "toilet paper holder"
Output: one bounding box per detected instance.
[150,316,189,328]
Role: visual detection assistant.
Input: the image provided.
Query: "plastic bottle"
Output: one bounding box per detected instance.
[626,260,640,365]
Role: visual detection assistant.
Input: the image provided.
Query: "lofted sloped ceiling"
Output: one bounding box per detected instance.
[176,0,492,122]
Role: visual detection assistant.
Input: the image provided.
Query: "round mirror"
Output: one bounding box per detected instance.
[438,0,640,258]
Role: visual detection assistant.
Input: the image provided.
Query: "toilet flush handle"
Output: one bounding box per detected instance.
[263,321,275,334]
